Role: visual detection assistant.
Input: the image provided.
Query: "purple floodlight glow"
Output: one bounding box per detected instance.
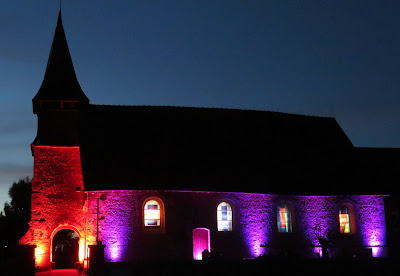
[86,190,387,261]
[236,193,273,257]
[102,228,129,262]
[103,229,127,262]
[356,195,387,257]
[298,195,387,258]
[298,196,336,247]
[314,247,322,258]
[93,191,135,262]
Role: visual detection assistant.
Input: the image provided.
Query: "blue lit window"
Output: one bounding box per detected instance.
[217,202,232,231]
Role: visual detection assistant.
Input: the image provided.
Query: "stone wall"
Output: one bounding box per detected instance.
[20,145,86,270]
[86,191,387,262]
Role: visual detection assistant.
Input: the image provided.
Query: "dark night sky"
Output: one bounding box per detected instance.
[1,1,399,208]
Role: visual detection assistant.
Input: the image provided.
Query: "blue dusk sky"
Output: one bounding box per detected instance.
[1,1,399,210]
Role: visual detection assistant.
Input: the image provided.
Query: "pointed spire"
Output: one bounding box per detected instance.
[33,11,89,107]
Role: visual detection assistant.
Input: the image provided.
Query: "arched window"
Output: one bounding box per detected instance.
[277,204,292,233]
[217,202,233,231]
[339,205,354,234]
[143,197,165,232]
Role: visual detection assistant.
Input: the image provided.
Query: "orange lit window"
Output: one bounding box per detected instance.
[144,200,161,226]
[143,197,165,232]
[339,205,354,234]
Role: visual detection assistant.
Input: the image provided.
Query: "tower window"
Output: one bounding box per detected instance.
[217,202,232,231]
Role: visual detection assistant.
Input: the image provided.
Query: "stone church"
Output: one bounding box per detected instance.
[20,12,396,271]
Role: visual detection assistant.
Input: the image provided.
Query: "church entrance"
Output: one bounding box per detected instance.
[52,229,79,269]
[193,228,211,260]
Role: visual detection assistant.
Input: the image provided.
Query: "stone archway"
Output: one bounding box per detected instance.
[51,228,80,269]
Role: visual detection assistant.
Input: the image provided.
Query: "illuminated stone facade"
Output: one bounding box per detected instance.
[19,146,86,268]
[21,183,388,269]
[19,11,392,271]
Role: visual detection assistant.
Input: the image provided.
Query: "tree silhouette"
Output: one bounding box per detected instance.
[0,177,32,256]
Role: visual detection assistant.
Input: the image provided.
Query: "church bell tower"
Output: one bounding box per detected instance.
[20,11,89,271]
[32,11,89,147]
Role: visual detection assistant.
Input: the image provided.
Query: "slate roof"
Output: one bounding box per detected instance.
[353,147,400,193]
[75,104,382,195]
[31,12,399,196]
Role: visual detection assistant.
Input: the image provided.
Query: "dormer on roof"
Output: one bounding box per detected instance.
[33,11,89,114]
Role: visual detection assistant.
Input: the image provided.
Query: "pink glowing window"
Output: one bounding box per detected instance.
[339,206,351,233]
[277,204,292,233]
[217,202,232,231]
[144,200,161,226]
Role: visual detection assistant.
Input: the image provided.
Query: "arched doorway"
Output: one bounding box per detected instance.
[52,229,79,269]
[193,228,211,260]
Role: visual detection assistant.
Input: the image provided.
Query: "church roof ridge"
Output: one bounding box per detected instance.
[87,103,335,120]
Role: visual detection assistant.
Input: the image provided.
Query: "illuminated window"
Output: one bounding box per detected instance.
[144,200,160,226]
[277,204,292,233]
[143,198,165,232]
[217,202,233,231]
[339,205,351,233]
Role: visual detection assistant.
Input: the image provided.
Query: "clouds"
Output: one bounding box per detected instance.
[0,162,32,178]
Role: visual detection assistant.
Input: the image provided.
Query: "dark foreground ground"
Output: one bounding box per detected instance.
[2,257,399,276]
[105,257,398,276]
